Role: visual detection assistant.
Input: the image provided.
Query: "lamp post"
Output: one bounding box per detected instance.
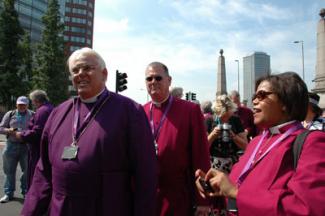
[235,60,240,92]
[293,40,305,80]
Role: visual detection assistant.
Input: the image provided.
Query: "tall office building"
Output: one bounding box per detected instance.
[0,0,49,43]
[243,52,271,107]
[0,0,94,54]
[63,0,94,55]
[1,0,95,95]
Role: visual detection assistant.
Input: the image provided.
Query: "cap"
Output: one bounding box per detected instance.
[308,92,320,106]
[16,96,29,105]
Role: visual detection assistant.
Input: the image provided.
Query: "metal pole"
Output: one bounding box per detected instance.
[294,40,305,80]
[301,41,305,81]
[235,60,240,92]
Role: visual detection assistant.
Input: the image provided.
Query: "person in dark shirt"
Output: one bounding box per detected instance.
[230,90,257,140]
[208,95,247,173]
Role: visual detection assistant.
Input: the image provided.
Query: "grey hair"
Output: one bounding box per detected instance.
[201,100,213,114]
[213,94,237,116]
[230,90,240,98]
[170,87,183,98]
[29,89,49,103]
[146,62,169,76]
[67,47,106,71]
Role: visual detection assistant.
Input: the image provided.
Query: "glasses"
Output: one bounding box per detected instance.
[252,90,274,101]
[145,75,163,82]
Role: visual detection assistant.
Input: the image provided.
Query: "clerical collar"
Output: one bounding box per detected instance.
[80,88,105,103]
[269,120,296,134]
[152,95,170,107]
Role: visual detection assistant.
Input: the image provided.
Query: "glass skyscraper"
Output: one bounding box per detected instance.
[243,52,271,108]
[0,0,94,53]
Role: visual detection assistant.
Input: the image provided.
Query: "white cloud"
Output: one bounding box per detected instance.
[92,0,324,103]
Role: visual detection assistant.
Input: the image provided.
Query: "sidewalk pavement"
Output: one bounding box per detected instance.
[0,134,5,146]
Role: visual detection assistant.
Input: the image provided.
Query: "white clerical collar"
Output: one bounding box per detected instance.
[152,95,170,107]
[269,120,296,134]
[80,88,105,103]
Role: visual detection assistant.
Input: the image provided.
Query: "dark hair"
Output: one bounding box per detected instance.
[255,72,308,121]
[147,62,169,76]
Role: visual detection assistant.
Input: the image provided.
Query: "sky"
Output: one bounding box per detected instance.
[92,0,324,105]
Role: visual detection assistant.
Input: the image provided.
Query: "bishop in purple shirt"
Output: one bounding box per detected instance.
[15,89,54,189]
[21,48,157,216]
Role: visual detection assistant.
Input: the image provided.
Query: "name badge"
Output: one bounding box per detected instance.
[154,140,158,155]
[61,145,78,160]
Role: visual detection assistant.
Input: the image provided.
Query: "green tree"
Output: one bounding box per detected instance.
[0,0,25,109]
[20,32,33,94]
[32,0,69,105]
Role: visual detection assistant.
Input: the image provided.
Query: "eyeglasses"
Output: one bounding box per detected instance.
[252,90,274,101]
[145,75,163,82]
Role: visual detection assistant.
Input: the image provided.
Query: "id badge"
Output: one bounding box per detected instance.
[154,140,158,155]
[61,145,78,160]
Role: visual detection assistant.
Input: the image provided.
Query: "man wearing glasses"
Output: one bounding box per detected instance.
[143,62,211,215]
[21,48,157,216]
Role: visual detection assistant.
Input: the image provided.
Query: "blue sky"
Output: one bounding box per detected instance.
[93,0,324,104]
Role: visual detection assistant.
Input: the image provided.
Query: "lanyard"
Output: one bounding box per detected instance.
[237,121,303,186]
[149,96,173,141]
[72,89,109,145]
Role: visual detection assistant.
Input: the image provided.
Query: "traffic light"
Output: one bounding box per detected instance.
[191,93,196,101]
[115,70,127,93]
[186,92,190,100]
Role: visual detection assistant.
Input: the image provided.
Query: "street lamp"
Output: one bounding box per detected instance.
[293,40,305,80]
[235,60,240,92]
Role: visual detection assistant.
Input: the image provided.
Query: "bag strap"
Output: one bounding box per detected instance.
[292,130,312,169]
[9,110,16,119]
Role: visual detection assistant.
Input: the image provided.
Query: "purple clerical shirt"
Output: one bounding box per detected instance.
[20,102,54,188]
[229,123,325,215]
[21,90,157,216]
[143,96,211,216]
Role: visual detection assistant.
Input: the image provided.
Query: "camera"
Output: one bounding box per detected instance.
[217,123,231,143]
[199,178,214,193]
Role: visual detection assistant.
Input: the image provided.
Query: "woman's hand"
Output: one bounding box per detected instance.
[207,126,221,145]
[195,168,238,199]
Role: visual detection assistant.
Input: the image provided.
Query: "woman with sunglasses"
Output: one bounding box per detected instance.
[208,95,248,174]
[195,72,325,215]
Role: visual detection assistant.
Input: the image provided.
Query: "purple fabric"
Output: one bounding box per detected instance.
[234,106,257,138]
[21,102,54,188]
[229,127,325,215]
[143,97,211,215]
[21,92,157,216]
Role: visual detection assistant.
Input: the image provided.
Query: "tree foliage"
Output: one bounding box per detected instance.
[0,0,27,109]
[32,0,69,105]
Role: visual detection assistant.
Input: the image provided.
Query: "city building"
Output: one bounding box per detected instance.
[63,0,94,55]
[243,52,271,107]
[0,0,49,43]
[1,0,95,95]
[0,0,94,54]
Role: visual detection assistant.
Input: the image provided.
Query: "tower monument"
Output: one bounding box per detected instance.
[216,49,227,96]
[313,8,325,110]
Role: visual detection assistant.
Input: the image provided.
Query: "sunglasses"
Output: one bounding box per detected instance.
[252,90,274,101]
[145,75,163,82]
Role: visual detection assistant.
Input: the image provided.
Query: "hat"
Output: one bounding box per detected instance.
[16,96,29,105]
[308,92,320,106]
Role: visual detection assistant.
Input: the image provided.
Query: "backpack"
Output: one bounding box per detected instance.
[292,130,314,169]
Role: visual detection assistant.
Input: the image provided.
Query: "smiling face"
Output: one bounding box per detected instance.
[69,54,107,100]
[16,104,27,113]
[252,80,289,129]
[145,64,171,103]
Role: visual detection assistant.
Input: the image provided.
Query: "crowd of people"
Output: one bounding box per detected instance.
[0,47,324,216]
